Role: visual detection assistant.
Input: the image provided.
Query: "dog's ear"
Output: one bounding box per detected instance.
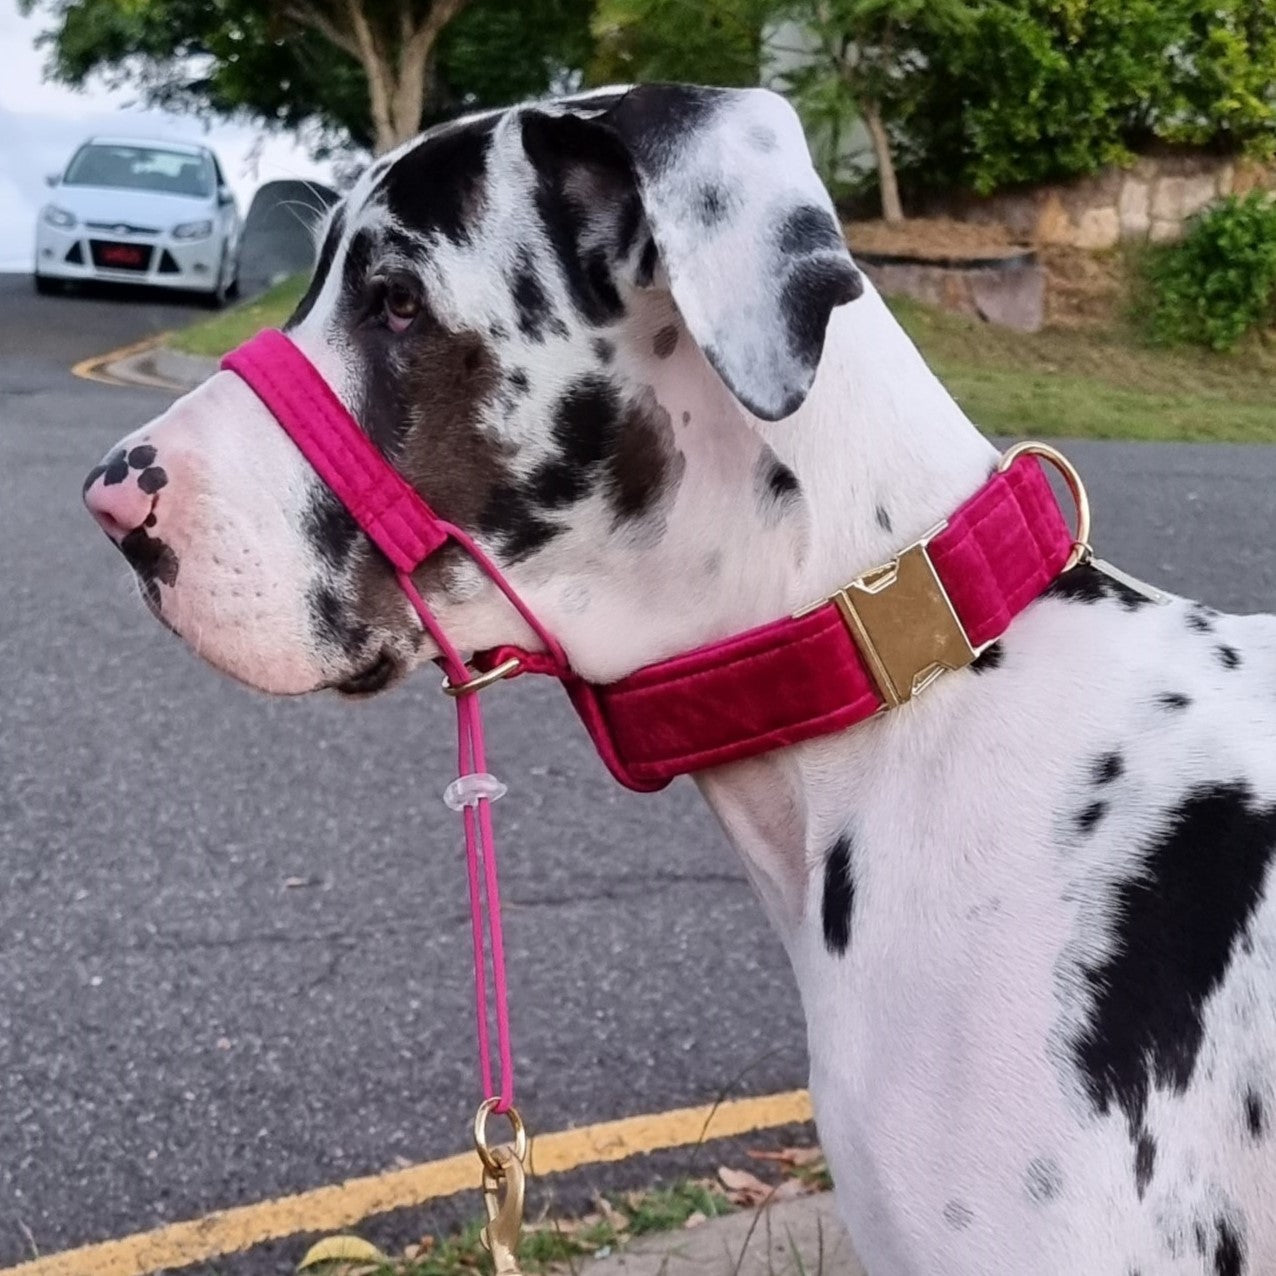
[519,85,863,421]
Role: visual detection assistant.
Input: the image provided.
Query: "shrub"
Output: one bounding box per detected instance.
[1142,193,1276,351]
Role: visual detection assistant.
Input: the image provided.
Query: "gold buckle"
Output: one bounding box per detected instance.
[802,525,979,709]
[441,656,521,698]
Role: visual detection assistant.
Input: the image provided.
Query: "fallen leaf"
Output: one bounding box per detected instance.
[297,1236,388,1270]
[717,1166,774,1207]
[594,1195,630,1231]
[683,1211,707,1229]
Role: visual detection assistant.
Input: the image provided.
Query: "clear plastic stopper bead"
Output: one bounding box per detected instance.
[443,773,508,811]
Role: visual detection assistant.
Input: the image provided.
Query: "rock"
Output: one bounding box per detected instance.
[1035,192,1074,244]
[1074,206,1121,250]
[1118,179,1151,239]
[1151,177,1186,222]
[1150,219,1182,244]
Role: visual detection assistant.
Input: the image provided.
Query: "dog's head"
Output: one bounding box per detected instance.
[83,85,862,694]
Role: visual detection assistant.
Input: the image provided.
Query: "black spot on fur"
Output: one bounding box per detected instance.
[339,227,375,303]
[1093,752,1125,785]
[304,493,360,570]
[1046,564,1152,611]
[511,249,556,342]
[636,237,658,287]
[698,182,730,225]
[592,338,615,364]
[943,1201,973,1230]
[1025,1157,1062,1203]
[875,504,892,532]
[507,367,530,396]
[1134,1131,1156,1199]
[118,528,179,608]
[603,393,680,526]
[653,324,679,358]
[102,456,129,486]
[1217,645,1242,670]
[1244,1088,1265,1139]
[606,83,721,178]
[478,484,562,562]
[127,445,157,469]
[1076,800,1107,835]
[1187,605,1217,634]
[287,206,345,329]
[778,256,864,386]
[377,118,494,244]
[1158,692,1192,711]
[822,833,854,956]
[309,583,370,653]
[82,463,106,494]
[137,467,167,495]
[1073,783,1276,1134]
[749,124,778,152]
[971,642,1004,674]
[778,205,846,257]
[615,193,643,260]
[1214,1218,1245,1276]
[765,460,799,501]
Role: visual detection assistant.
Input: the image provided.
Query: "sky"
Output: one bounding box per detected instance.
[0,0,339,271]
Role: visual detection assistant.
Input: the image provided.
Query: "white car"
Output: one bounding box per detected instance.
[34,137,241,305]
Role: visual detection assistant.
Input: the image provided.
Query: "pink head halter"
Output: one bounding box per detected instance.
[222,328,557,1113]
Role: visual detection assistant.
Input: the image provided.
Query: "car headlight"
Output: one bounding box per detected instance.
[42,205,76,230]
[172,219,214,241]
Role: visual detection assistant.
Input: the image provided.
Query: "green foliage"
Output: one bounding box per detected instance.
[901,0,1276,195]
[589,0,772,87]
[19,0,595,154]
[1141,193,1276,351]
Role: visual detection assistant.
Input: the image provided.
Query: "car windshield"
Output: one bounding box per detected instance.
[63,144,213,199]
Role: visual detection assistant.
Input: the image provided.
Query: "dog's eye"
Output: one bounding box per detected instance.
[379,275,422,334]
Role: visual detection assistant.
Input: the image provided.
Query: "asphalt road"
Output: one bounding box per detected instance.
[3,271,1276,1270]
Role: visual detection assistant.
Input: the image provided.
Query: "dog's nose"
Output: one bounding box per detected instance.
[83,453,159,542]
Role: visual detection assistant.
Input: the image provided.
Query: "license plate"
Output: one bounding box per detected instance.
[100,244,144,267]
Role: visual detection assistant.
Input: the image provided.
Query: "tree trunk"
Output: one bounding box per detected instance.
[862,100,904,225]
[286,0,470,155]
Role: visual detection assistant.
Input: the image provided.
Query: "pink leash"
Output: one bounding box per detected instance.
[223,330,569,1115]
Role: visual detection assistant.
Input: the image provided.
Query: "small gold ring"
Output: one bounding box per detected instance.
[998,441,1092,572]
[474,1099,528,1174]
[441,656,521,699]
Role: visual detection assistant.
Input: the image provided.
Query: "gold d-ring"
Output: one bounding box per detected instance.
[998,441,1092,571]
[474,1099,528,1175]
[441,657,522,699]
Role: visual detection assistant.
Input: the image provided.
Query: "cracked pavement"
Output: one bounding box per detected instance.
[5,269,1276,1269]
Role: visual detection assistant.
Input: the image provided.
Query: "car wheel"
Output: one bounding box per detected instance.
[34,273,60,296]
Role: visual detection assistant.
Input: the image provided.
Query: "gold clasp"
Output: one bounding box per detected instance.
[806,527,981,709]
[480,1145,527,1276]
[473,1101,530,1276]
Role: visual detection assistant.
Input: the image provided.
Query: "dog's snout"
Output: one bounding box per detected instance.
[83,446,166,542]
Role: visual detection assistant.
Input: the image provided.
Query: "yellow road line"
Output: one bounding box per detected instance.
[70,333,177,390]
[2,1089,813,1276]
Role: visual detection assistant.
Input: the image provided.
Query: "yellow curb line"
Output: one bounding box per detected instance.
[71,333,182,391]
[1,1089,813,1276]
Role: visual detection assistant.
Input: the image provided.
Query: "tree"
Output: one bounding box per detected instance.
[773,0,978,223]
[21,0,595,156]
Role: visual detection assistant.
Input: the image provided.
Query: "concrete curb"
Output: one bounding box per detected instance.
[580,1194,865,1276]
[104,344,217,393]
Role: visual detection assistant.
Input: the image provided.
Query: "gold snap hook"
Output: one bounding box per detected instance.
[480,1145,527,1276]
[998,441,1092,571]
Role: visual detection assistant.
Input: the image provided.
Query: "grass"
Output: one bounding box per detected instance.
[299,1180,736,1276]
[162,272,1276,444]
[167,274,308,357]
[891,298,1276,444]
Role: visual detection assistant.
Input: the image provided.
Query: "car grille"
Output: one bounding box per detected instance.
[89,240,154,273]
[85,221,161,236]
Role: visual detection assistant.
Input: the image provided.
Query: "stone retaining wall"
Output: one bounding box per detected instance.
[931,153,1273,250]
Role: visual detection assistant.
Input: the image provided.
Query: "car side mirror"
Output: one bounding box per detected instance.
[217,187,234,207]
[45,173,59,188]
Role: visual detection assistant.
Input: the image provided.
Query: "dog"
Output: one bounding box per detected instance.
[83,84,1276,1274]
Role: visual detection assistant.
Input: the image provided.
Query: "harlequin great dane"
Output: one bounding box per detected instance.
[83,84,1276,1274]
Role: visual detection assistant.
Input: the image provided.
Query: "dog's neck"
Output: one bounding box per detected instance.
[674,283,997,941]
